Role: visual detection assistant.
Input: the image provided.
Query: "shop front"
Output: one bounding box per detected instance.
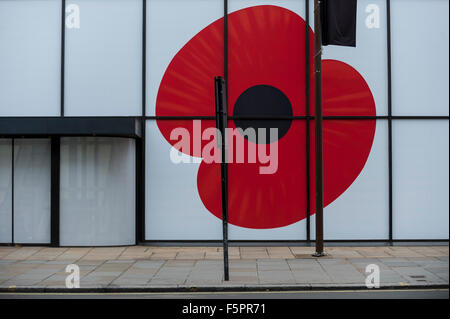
[0,0,448,246]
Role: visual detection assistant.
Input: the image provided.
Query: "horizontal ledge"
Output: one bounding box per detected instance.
[0,117,142,138]
[145,116,450,120]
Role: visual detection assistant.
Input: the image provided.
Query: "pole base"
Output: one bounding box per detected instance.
[312,252,327,257]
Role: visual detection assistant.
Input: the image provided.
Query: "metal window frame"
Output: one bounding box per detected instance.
[140,0,449,244]
[0,137,54,246]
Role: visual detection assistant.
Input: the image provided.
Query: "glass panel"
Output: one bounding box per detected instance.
[0,139,12,243]
[308,0,388,116]
[0,0,60,116]
[391,0,449,116]
[310,120,389,240]
[228,1,306,117]
[13,139,51,244]
[146,119,222,240]
[393,120,449,239]
[227,120,307,240]
[146,119,307,240]
[65,0,141,116]
[147,0,223,116]
[60,137,136,246]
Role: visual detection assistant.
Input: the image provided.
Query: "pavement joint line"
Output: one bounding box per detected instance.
[109,259,139,286]
[2,247,39,260]
[315,256,332,282]
[79,259,109,281]
[24,248,43,261]
[115,247,128,260]
[33,263,69,287]
[77,247,94,261]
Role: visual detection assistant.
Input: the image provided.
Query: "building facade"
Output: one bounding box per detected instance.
[0,0,448,246]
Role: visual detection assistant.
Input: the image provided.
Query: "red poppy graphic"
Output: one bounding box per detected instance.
[156,5,376,229]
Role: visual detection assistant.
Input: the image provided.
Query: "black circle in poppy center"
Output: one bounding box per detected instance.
[233,85,293,144]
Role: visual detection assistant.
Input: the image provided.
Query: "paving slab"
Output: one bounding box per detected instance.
[1,247,42,260]
[408,246,448,257]
[26,248,68,261]
[149,252,178,259]
[391,266,446,284]
[258,270,295,284]
[81,247,127,261]
[0,247,17,259]
[267,247,295,259]
[355,247,392,258]
[386,247,424,258]
[55,248,92,261]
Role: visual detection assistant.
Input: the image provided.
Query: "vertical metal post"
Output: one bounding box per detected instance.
[60,0,65,117]
[11,139,14,245]
[386,0,393,243]
[305,0,311,242]
[222,0,230,281]
[50,137,60,247]
[215,76,229,281]
[313,0,325,257]
[139,0,147,244]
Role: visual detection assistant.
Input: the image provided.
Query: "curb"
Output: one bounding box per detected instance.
[0,284,448,294]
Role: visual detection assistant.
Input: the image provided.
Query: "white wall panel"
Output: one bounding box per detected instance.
[229,0,304,14]
[0,140,12,243]
[393,121,449,239]
[65,0,141,116]
[228,120,307,240]
[146,0,223,116]
[229,218,307,241]
[391,0,449,116]
[311,121,389,240]
[60,137,135,246]
[309,0,388,116]
[0,0,60,116]
[146,119,308,240]
[13,139,51,244]
[145,120,223,240]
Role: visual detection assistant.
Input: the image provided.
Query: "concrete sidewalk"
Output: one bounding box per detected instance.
[0,245,448,291]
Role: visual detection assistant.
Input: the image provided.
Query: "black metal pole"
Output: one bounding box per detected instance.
[386,0,393,243]
[140,0,147,244]
[305,0,311,242]
[60,0,65,117]
[11,139,14,245]
[313,0,325,257]
[215,76,229,281]
[50,137,60,247]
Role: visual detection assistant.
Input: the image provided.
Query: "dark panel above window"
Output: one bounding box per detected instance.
[0,117,142,138]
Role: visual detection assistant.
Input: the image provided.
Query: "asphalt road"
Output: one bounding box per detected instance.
[0,289,448,299]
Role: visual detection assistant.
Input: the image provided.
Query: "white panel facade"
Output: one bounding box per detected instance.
[393,121,449,239]
[13,139,51,244]
[0,1,448,243]
[65,0,142,116]
[0,140,12,243]
[0,0,60,116]
[146,0,223,116]
[391,0,449,116]
[60,137,136,246]
[311,121,389,240]
[309,0,388,116]
[145,120,223,240]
